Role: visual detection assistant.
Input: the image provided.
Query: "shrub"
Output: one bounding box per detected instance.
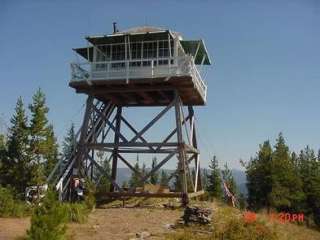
[27,189,68,240]
[214,218,278,240]
[0,186,30,217]
[63,203,89,223]
[84,179,96,210]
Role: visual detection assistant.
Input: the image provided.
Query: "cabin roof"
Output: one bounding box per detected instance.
[180,40,211,65]
[85,26,176,45]
[73,26,211,65]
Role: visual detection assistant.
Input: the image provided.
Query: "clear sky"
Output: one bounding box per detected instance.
[0,0,319,169]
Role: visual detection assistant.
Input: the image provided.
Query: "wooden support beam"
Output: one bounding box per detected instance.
[101,192,183,198]
[174,92,188,202]
[110,107,122,192]
[120,116,155,151]
[129,99,175,143]
[188,190,205,199]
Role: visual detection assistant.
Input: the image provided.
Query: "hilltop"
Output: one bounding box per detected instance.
[2,198,320,240]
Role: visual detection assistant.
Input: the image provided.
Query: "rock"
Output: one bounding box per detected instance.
[164,223,174,229]
[180,206,212,225]
[136,231,151,239]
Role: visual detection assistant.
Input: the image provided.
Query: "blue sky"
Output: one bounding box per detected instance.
[0,0,319,169]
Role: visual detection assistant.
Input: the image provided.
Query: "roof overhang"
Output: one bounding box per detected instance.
[180,40,211,65]
[86,30,175,45]
[73,47,93,61]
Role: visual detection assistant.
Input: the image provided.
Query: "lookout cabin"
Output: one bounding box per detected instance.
[70,26,211,106]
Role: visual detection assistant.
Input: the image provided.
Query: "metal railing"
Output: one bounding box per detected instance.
[70,55,207,101]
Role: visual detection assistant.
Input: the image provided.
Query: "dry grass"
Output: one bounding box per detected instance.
[166,200,320,240]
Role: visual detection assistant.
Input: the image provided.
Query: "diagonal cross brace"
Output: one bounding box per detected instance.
[129,98,175,143]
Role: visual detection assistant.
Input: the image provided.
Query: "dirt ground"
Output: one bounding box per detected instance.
[0,217,30,240]
[0,205,181,240]
[67,207,181,240]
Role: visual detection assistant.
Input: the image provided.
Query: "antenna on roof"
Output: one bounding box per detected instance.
[113,22,119,33]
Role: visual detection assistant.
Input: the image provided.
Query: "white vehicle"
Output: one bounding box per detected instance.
[25,184,48,204]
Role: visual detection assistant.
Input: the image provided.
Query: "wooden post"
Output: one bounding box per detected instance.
[174,92,188,206]
[110,106,122,192]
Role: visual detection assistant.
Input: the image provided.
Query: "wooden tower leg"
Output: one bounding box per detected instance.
[188,106,202,193]
[174,92,189,206]
[76,96,94,175]
[110,106,122,192]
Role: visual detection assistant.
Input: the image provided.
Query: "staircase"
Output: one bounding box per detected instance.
[47,99,115,200]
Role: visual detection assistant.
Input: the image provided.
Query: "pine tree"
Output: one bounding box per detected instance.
[29,89,56,186]
[269,133,304,212]
[206,155,222,199]
[2,97,31,194]
[245,141,273,211]
[160,170,169,186]
[62,123,76,161]
[0,134,5,152]
[0,134,7,186]
[96,151,111,192]
[129,155,141,188]
[44,125,59,176]
[298,146,320,226]
[150,157,159,185]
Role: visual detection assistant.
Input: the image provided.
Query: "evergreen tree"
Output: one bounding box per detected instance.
[150,157,159,185]
[29,89,56,186]
[129,155,141,187]
[122,180,128,188]
[62,123,76,160]
[245,141,273,211]
[160,170,169,186]
[96,151,111,192]
[269,133,304,212]
[206,155,222,199]
[201,169,208,190]
[0,134,5,152]
[2,97,31,194]
[43,125,59,176]
[173,160,184,192]
[0,134,7,186]
[298,146,320,226]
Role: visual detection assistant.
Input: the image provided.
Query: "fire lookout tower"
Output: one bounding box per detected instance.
[49,25,211,204]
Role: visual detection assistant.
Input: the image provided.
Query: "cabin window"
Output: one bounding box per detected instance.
[158,41,169,58]
[131,42,142,59]
[112,44,125,61]
[143,42,157,59]
[95,47,107,71]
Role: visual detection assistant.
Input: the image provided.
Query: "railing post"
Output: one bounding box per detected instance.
[151,60,154,77]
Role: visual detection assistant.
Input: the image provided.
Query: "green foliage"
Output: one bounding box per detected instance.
[206,156,223,200]
[27,189,67,240]
[245,133,320,227]
[269,133,304,211]
[129,155,142,188]
[214,218,278,240]
[160,170,169,186]
[96,151,111,194]
[63,203,88,223]
[62,123,76,160]
[0,98,31,194]
[44,125,59,176]
[0,186,30,217]
[166,218,277,240]
[84,179,96,210]
[298,146,320,227]
[150,157,159,185]
[29,88,58,186]
[246,141,273,210]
